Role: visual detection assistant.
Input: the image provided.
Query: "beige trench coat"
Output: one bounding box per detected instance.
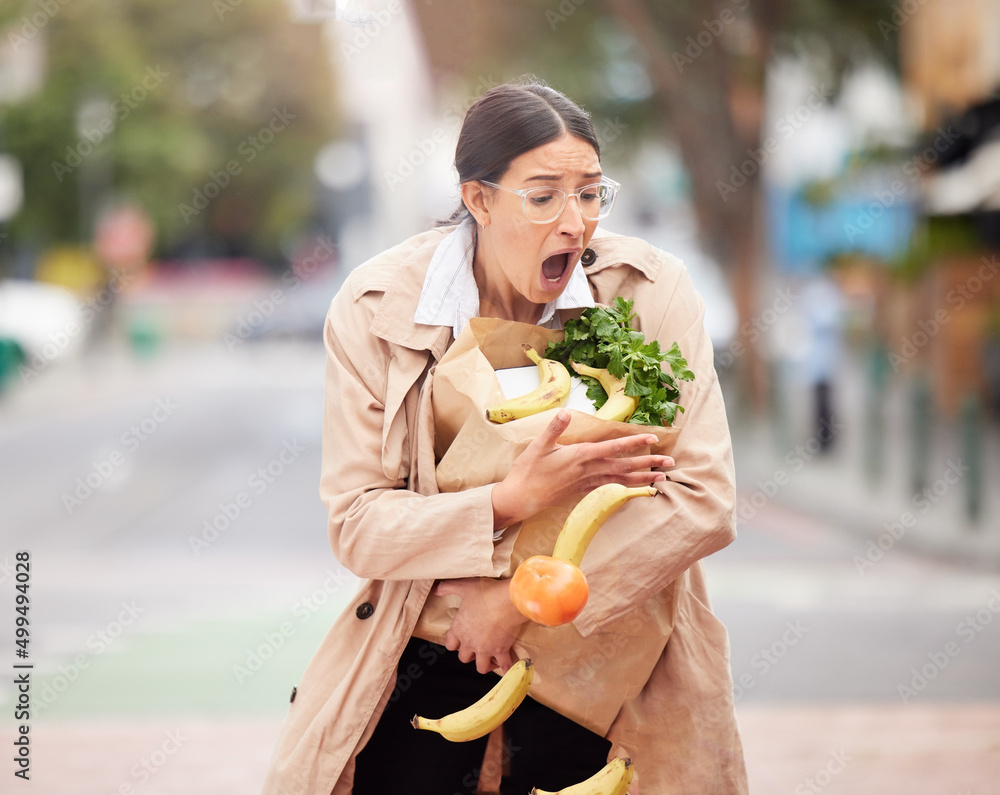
[260,225,748,794]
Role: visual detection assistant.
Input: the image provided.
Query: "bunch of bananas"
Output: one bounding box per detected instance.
[486,345,572,423]
[569,361,638,423]
[411,660,634,793]
[485,345,639,424]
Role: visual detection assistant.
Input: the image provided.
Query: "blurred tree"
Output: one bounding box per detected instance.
[0,0,339,266]
[412,0,898,411]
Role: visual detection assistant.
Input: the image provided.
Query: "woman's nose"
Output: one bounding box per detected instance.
[556,193,587,235]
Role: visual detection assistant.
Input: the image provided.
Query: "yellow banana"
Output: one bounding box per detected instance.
[410,658,534,742]
[531,756,635,795]
[551,483,658,567]
[486,345,571,423]
[570,361,639,422]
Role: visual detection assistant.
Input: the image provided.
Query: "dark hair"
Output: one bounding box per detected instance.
[443,78,600,225]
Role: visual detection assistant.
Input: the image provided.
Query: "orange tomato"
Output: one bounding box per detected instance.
[509,555,589,627]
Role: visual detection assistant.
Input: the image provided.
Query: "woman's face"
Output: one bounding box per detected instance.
[475,133,602,309]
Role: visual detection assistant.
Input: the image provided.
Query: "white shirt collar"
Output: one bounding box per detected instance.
[413,220,596,339]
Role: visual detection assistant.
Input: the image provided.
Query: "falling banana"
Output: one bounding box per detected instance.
[531,756,635,795]
[570,361,639,422]
[410,658,534,742]
[551,483,658,567]
[486,345,571,423]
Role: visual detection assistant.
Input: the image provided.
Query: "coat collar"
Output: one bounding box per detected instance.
[585,227,662,282]
[364,225,660,360]
[365,228,456,361]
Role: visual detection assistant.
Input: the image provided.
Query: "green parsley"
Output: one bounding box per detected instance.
[544,297,695,426]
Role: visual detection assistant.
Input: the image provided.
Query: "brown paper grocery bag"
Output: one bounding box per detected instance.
[413,317,680,734]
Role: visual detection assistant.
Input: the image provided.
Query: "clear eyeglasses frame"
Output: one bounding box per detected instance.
[479,176,621,224]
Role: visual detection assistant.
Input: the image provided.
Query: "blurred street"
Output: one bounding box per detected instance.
[3,1,1000,790]
[0,333,997,793]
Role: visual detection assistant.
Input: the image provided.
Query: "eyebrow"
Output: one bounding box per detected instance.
[524,171,603,183]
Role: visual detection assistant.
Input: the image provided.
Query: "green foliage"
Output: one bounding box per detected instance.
[890,215,982,284]
[545,297,694,426]
[1,0,338,263]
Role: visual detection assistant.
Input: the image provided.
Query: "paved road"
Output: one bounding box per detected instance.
[1,337,998,793]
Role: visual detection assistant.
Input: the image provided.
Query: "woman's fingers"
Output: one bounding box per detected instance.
[497,419,675,524]
[607,433,659,455]
[535,408,572,449]
[491,651,513,674]
[584,435,673,471]
[603,454,672,474]
[475,655,494,675]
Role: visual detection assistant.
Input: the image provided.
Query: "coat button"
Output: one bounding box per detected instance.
[289,686,297,703]
[580,248,596,266]
[356,602,374,619]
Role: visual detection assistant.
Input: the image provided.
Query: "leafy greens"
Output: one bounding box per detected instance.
[544,297,695,426]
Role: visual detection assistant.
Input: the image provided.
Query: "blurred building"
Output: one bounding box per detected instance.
[900,0,1000,129]
[896,0,1000,417]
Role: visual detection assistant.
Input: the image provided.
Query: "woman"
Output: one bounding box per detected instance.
[261,80,747,794]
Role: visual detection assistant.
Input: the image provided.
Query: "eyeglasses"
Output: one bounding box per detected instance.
[479,177,620,224]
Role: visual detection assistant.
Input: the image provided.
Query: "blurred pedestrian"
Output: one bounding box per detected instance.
[801,271,844,451]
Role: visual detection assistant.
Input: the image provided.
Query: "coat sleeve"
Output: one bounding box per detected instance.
[573,257,737,637]
[319,284,515,582]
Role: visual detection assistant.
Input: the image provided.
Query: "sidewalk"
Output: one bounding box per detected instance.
[726,351,1000,572]
[18,704,1000,794]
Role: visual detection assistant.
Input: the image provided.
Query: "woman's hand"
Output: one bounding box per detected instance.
[434,578,527,674]
[491,409,673,529]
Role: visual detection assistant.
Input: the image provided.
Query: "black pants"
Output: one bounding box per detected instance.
[353,638,612,794]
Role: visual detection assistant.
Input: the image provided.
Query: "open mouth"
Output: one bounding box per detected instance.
[541,252,571,284]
